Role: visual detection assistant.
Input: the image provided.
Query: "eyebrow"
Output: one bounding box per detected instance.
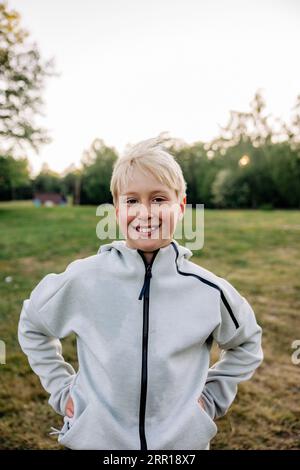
[124,190,169,196]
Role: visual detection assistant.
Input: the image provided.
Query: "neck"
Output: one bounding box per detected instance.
[143,251,155,265]
[125,240,173,264]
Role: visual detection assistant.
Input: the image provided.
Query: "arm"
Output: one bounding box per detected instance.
[17,270,78,416]
[200,278,264,420]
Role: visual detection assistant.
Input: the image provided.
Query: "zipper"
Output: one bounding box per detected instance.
[137,248,159,451]
[138,264,152,300]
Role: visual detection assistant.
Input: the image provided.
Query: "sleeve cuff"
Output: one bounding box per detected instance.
[48,374,77,416]
[200,388,216,420]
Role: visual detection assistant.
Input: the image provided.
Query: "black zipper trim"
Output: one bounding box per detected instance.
[170,242,240,329]
[137,248,160,451]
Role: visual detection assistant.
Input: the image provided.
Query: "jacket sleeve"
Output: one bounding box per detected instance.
[17,268,79,416]
[200,277,264,420]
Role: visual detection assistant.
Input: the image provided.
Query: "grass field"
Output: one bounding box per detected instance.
[0,201,299,449]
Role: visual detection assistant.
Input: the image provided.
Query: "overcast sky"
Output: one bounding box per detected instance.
[9,0,300,175]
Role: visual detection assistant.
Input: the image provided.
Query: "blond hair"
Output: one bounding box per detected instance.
[110,134,187,206]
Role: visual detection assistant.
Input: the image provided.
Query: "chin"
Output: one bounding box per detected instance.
[131,238,164,252]
[125,226,172,251]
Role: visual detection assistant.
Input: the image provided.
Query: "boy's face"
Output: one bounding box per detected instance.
[115,168,186,252]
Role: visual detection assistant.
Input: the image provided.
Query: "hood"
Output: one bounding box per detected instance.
[97,239,193,262]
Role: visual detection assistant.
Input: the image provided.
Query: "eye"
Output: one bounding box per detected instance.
[152,197,166,204]
[126,198,138,204]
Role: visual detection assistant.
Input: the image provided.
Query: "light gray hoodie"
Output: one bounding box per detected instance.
[18,239,263,450]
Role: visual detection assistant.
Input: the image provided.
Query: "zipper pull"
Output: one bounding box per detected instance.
[146,264,152,278]
[138,283,146,300]
[138,265,152,300]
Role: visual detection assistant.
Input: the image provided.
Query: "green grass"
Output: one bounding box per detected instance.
[0,201,299,449]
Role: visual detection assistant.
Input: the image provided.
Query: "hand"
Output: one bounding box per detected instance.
[65,395,74,417]
[197,396,205,410]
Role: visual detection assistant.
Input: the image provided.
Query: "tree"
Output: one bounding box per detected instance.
[0,154,31,200]
[33,163,62,193]
[284,94,300,150]
[80,139,118,205]
[174,142,218,208]
[0,1,55,154]
[61,164,82,205]
[267,142,300,208]
[207,89,274,155]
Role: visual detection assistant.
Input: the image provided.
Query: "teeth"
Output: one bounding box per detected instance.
[137,226,159,233]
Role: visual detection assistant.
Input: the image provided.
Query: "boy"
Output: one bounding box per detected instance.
[18,135,263,450]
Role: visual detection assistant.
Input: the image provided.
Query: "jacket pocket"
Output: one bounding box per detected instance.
[58,402,93,449]
[194,399,218,441]
[148,398,218,450]
[57,398,136,450]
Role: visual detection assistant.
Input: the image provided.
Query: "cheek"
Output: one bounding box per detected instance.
[160,201,182,231]
[160,209,176,232]
[119,215,134,228]
[117,206,136,226]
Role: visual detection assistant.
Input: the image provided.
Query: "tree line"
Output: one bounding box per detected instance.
[1,110,300,208]
[0,2,299,208]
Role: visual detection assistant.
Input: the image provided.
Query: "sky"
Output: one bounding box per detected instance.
[8,0,300,175]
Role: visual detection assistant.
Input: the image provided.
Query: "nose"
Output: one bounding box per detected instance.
[137,201,151,221]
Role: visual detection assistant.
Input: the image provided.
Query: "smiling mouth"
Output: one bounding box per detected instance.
[135,224,161,234]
